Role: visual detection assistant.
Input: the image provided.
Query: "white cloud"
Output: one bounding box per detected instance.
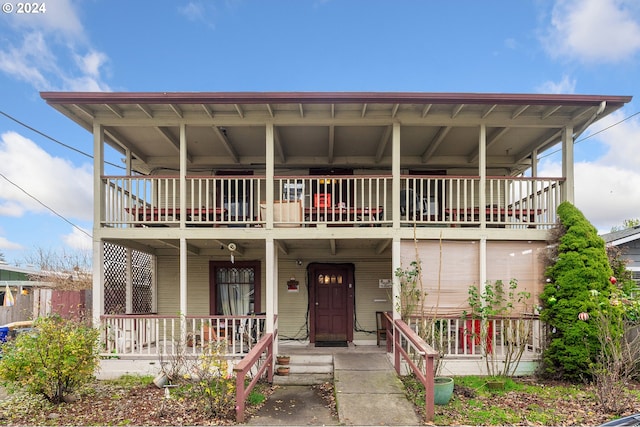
[0,131,93,222]
[538,112,640,232]
[62,227,92,251]
[592,112,640,171]
[178,1,218,28]
[75,50,108,78]
[0,0,110,91]
[542,0,640,63]
[0,32,56,90]
[536,75,577,94]
[5,0,84,38]
[0,236,24,251]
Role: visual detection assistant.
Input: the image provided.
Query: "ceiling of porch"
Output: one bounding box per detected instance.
[106,237,391,258]
[41,92,631,176]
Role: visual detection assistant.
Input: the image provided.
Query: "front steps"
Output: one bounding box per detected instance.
[273,354,333,385]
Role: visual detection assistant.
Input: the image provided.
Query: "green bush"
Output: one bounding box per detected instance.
[0,314,100,403]
[186,341,236,419]
[540,202,621,381]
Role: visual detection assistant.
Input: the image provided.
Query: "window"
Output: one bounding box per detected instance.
[210,261,261,315]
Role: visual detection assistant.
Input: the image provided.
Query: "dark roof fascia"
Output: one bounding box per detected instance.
[601,226,640,245]
[40,91,633,107]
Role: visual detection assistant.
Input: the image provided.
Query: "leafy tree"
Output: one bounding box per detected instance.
[610,218,640,232]
[22,247,92,290]
[539,202,622,381]
[0,315,100,403]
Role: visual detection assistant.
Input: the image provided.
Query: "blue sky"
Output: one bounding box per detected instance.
[0,0,639,265]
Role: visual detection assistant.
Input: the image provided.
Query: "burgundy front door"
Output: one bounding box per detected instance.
[309,263,354,342]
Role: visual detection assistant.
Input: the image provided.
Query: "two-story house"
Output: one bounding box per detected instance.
[41,91,631,368]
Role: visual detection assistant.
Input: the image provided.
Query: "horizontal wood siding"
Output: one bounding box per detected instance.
[353,259,393,342]
[276,262,309,341]
[156,256,211,316]
[155,253,393,344]
[156,256,267,316]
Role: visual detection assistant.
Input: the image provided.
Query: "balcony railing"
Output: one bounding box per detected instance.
[100,314,268,358]
[401,176,562,228]
[102,175,563,229]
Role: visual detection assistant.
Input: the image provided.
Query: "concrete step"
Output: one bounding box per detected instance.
[273,354,333,385]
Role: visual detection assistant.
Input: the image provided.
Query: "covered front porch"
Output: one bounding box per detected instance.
[98,313,543,374]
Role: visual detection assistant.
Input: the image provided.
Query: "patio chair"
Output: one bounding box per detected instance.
[376,311,387,346]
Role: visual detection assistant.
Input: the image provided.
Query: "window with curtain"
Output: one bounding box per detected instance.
[211,261,260,315]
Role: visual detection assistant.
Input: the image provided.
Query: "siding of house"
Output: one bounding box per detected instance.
[624,240,640,270]
[154,239,544,342]
[155,253,393,343]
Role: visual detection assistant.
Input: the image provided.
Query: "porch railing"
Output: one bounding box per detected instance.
[405,314,544,358]
[99,314,267,358]
[102,175,563,229]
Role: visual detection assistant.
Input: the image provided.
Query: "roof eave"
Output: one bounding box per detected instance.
[40,91,633,107]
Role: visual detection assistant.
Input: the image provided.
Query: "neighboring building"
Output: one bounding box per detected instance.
[0,263,39,305]
[602,225,640,286]
[41,91,631,366]
[0,263,46,325]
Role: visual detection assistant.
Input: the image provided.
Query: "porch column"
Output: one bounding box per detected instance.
[392,236,401,321]
[124,149,133,314]
[179,124,188,340]
[265,123,274,228]
[478,124,486,228]
[392,122,401,229]
[180,237,187,337]
[479,237,487,293]
[92,123,104,327]
[391,123,401,321]
[561,126,575,204]
[265,238,277,354]
[478,126,487,296]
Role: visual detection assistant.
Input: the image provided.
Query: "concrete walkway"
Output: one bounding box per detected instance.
[248,352,421,426]
[333,352,421,426]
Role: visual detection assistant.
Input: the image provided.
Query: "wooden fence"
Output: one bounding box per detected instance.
[0,288,92,326]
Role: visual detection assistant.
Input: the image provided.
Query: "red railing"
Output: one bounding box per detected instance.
[233,333,274,423]
[391,315,438,422]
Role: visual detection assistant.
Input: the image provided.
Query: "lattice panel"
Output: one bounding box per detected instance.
[103,243,154,314]
[104,243,126,314]
[131,250,153,313]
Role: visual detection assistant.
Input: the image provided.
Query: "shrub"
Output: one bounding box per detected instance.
[539,202,620,381]
[186,340,236,419]
[466,279,531,377]
[0,315,100,403]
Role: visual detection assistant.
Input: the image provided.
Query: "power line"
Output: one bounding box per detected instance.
[0,172,92,239]
[0,110,124,170]
[539,110,640,160]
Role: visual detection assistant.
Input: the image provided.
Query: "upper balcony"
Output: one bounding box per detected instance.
[102,174,563,230]
[40,91,630,236]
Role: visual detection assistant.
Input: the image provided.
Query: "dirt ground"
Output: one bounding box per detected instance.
[1,378,639,426]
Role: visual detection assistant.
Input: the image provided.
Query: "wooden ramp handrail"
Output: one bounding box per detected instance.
[234,332,274,423]
[393,318,438,422]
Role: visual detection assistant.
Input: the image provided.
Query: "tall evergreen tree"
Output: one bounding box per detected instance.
[540,202,620,381]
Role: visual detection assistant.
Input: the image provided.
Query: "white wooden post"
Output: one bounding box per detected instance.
[92,123,104,328]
